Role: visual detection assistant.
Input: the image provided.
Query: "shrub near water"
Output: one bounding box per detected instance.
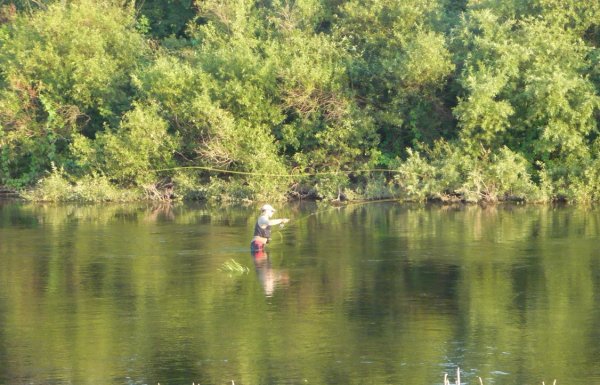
[132,54,290,202]
[23,165,139,202]
[0,0,148,188]
[71,102,176,192]
[394,142,541,203]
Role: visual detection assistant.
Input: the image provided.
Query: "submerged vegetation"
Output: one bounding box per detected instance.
[0,0,598,203]
[219,258,250,276]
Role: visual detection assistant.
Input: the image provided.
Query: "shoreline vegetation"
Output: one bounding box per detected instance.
[0,163,564,204]
[0,1,599,204]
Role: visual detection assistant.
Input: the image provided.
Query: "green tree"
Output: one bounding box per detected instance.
[71,102,176,187]
[334,0,456,155]
[0,0,149,187]
[453,10,599,198]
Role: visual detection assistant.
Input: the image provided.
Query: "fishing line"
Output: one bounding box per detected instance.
[268,198,400,244]
[151,165,399,178]
[288,198,400,226]
[175,164,401,248]
[152,165,400,235]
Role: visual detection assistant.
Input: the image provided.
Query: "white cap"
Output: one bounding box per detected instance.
[260,204,275,212]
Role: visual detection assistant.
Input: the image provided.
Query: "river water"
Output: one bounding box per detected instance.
[0,201,599,385]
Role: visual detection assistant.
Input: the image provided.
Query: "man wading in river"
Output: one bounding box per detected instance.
[251,204,289,252]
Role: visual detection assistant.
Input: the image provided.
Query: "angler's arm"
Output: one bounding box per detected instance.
[268,218,289,226]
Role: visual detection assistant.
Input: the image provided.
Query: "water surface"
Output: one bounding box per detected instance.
[0,201,599,385]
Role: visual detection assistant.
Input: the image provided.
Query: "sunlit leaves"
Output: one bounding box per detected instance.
[72,102,176,186]
[0,0,149,186]
[1,0,599,202]
[394,142,539,202]
[400,31,455,90]
[454,11,599,163]
[454,67,514,148]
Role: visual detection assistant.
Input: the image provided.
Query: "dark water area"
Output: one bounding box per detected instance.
[1,201,599,385]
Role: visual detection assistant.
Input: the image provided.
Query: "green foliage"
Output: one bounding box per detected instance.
[453,9,599,190]
[542,139,600,203]
[358,174,399,200]
[71,102,176,187]
[1,0,599,203]
[400,30,455,90]
[0,0,149,187]
[454,11,599,153]
[335,0,455,153]
[133,54,288,201]
[218,259,250,275]
[23,163,139,202]
[136,0,195,38]
[1,0,147,125]
[457,146,540,203]
[22,164,74,202]
[394,142,541,202]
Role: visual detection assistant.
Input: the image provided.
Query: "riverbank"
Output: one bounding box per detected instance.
[1,175,560,205]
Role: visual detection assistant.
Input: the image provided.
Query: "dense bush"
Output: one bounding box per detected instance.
[22,164,140,202]
[0,0,598,203]
[0,0,148,187]
[393,143,541,203]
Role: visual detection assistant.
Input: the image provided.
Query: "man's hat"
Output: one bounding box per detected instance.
[260,204,275,212]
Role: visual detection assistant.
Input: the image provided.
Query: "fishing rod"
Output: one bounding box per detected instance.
[169,165,402,248]
[288,197,400,225]
[267,197,400,245]
[152,165,401,237]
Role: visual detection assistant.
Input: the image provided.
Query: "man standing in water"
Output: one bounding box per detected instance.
[251,204,289,252]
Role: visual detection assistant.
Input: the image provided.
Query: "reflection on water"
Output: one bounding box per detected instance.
[251,249,289,297]
[0,201,600,385]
